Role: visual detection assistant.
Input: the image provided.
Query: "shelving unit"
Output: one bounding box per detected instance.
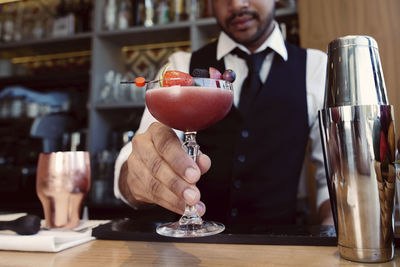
[0,0,298,213]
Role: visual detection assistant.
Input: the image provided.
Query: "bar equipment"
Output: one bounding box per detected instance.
[0,215,40,235]
[319,35,396,263]
[36,151,91,229]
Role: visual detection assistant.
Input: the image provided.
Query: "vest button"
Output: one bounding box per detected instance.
[231,208,238,217]
[234,180,242,189]
[238,155,246,163]
[241,130,249,138]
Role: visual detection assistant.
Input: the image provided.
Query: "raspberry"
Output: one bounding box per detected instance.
[162,70,194,87]
[209,67,222,79]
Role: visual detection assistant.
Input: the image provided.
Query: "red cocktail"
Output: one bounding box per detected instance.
[146,85,233,132]
[145,77,233,237]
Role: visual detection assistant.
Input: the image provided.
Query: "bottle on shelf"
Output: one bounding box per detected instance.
[98,0,216,29]
[52,0,76,37]
[1,3,16,43]
[171,0,187,22]
[12,2,24,42]
[118,0,133,30]
[32,7,46,39]
[187,0,196,20]
[132,0,144,26]
[156,0,170,25]
[20,2,34,41]
[103,0,117,31]
[143,0,154,27]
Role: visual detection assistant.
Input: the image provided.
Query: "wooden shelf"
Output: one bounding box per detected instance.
[97,20,193,36]
[96,21,192,46]
[0,32,93,57]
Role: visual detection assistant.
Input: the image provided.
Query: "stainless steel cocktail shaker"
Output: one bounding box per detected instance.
[319,36,396,263]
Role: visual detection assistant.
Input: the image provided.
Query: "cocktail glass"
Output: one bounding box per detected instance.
[146,77,233,237]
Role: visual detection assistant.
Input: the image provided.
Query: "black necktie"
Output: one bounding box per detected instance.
[233,48,271,115]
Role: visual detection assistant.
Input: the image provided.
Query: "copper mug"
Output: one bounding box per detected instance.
[36,151,91,229]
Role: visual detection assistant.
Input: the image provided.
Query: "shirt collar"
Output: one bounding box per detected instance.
[216,21,288,61]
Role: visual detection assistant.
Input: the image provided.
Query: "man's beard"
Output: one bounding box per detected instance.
[218,7,275,47]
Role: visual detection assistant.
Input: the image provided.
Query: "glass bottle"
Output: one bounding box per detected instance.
[172,0,187,22]
[118,0,133,30]
[32,7,45,39]
[143,0,154,27]
[13,1,23,41]
[21,2,35,40]
[156,0,170,24]
[2,4,16,42]
[103,0,117,30]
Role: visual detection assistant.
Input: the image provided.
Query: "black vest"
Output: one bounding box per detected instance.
[190,41,309,230]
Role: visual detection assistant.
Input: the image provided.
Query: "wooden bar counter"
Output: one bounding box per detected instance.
[1,240,400,266]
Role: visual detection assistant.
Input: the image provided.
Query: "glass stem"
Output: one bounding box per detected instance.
[179,131,202,225]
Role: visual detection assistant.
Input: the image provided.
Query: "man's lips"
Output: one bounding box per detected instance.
[228,14,254,31]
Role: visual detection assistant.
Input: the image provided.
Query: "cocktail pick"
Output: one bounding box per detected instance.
[120,77,147,87]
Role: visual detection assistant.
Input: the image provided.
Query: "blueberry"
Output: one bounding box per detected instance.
[192,68,209,78]
[222,69,236,83]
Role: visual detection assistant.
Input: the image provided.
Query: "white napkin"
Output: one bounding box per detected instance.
[0,213,108,252]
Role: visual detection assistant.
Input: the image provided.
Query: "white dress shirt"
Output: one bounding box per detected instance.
[114,22,329,210]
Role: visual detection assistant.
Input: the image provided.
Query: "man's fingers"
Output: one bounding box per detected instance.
[127,122,209,216]
[128,145,201,207]
[147,166,201,206]
[133,131,201,205]
[128,155,185,214]
[127,153,206,217]
[195,201,206,217]
[198,153,211,175]
[149,123,201,183]
[148,180,186,215]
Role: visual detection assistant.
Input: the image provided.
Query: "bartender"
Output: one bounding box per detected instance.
[114,0,333,229]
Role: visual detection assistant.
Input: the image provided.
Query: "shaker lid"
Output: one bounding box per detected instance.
[324,34,388,108]
[328,35,378,52]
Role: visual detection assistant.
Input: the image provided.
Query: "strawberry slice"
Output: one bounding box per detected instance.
[162,70,194,87]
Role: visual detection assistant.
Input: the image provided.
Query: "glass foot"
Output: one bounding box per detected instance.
[156,220,225,238]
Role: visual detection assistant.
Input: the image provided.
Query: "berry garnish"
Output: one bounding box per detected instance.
[222,69,236,83]
[163,70,194,87]
[192,68,209,78]
[209,67,222,79]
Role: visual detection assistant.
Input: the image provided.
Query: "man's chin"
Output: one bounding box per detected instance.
[229,32,258,45]
[219,23,259,45]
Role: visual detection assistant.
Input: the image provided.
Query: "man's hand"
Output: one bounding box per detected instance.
[318,199,334,225]
[119,122,211,216]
